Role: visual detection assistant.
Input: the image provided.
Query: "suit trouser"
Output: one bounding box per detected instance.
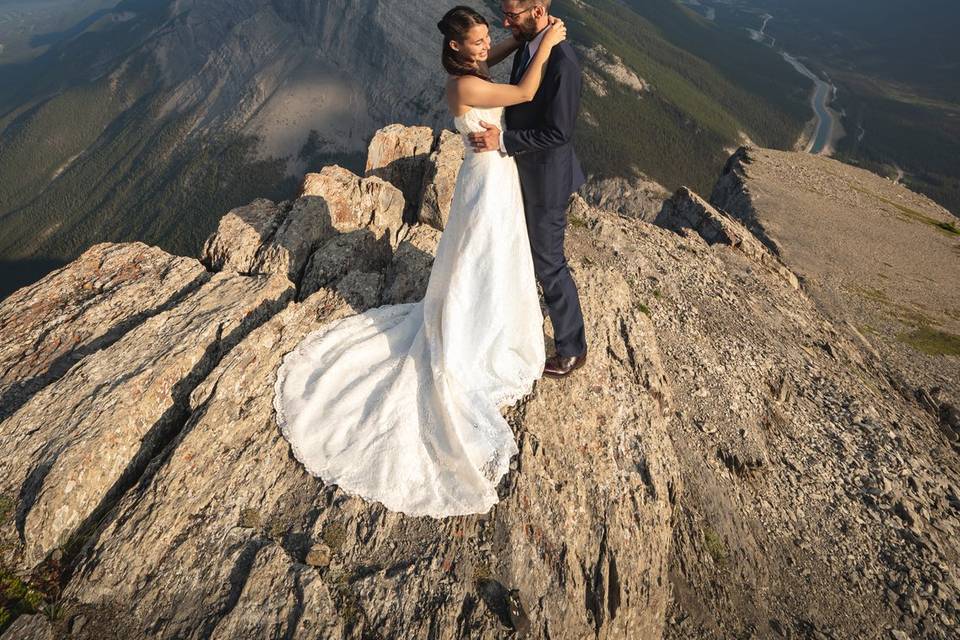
[524,200,588,357]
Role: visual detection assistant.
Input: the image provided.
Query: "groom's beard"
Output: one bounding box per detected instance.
[515,17,547,41]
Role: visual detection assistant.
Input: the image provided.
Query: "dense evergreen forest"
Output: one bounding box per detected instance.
[554,0,809,191]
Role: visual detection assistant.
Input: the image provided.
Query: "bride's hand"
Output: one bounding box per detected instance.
[542,17,567,49]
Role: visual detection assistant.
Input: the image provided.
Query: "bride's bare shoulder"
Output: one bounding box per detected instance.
[446,76,484,115]
[447,75,477,93]
[445,75,469,100]
[448,74,496,101]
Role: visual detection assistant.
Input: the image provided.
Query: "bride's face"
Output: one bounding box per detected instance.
[453,24,491,65]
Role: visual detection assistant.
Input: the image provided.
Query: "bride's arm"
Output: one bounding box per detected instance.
[452,19,566,109]
[487,33,521,67]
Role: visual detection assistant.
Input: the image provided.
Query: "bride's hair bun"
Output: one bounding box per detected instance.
[437,19,448,34]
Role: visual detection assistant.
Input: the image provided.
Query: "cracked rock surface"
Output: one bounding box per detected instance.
[0,270,293,569]
[0,243,208,422]
[0,137,957,639]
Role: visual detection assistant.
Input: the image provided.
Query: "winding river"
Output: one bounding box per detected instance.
[748,13,841,155]
[781,52,839,154]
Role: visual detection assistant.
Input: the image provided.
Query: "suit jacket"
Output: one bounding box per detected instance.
[503,40,587,210]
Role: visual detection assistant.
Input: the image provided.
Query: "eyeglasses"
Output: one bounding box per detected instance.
[502,7,536,21]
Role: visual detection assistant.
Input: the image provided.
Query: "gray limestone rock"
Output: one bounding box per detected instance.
[0,270,294,568]
[49,290,357,639]
[299,229,392,301]
[580,174,670,221]
[200,199,284,274]
[418,130,465,230]
[656,186,801,290]
[657,186,745,246]
[0,614,52,640]
[301,165,405,246]
[382,224,442,304]
[206,544,344,640]
[335,270,385,311]
[52,240,677,639]
[2,140,959,640]
[365,124,436,221]
[0,243,208,421]
[249,196,338,284]
[201,168,405,290]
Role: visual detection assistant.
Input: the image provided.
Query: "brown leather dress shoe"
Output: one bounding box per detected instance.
[543,352,587,378]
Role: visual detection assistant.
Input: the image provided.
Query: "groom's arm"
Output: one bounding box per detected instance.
[501,53,581,156]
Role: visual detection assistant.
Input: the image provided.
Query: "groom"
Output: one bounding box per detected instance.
[469,0,588,378]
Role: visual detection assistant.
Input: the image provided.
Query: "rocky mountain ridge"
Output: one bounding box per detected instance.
[710,146,960,410]
[0,126,958,639]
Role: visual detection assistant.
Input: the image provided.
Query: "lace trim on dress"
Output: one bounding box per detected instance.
[273,305,541,518]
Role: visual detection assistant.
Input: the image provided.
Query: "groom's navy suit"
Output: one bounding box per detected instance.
[504,39,588,357]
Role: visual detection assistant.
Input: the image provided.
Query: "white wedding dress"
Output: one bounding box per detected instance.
[273,106,545,518]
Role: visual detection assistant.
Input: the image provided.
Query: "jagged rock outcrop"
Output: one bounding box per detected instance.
[382,224,442,305]
[0,244,208,422]
[0,270,294,569]
[2,212,678,640]
[580,174,670,222]
[200,196,343,284]
[202,165,406,293]
[299,230,392,301]
[365,124,436,221]
[418,130,465,231]
[300,166,405,245]
[200,199,285,274]
[1,136,959,640]
[42,289,357,639]
[656,187,800,289]
[604,194,958,640]
[361,123,466,232]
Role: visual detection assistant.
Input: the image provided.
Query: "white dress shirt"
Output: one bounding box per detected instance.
[499,26,550,154]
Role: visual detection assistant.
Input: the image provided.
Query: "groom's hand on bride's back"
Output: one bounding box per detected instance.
[468,121,502,153]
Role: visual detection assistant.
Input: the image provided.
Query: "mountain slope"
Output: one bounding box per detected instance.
[0,133,957,638]
[0,0,464,302]
[556,0,809,186]
[712,146,960,409]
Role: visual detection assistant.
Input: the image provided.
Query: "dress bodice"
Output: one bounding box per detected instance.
[454,106,506,136]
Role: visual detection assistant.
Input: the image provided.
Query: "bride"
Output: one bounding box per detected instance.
[273,7,567,518]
